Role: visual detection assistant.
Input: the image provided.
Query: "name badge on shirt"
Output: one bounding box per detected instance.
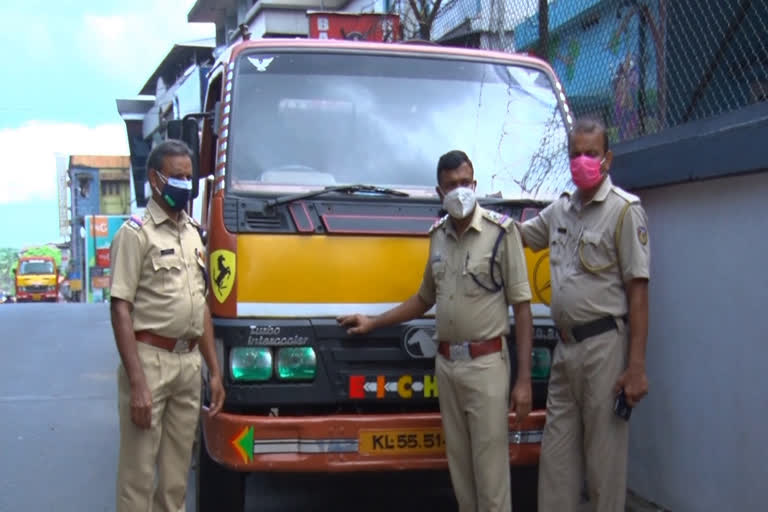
[160,248,175,256]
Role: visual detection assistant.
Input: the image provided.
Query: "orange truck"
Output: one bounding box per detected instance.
[171,37,570,510]
[14,255,59,303]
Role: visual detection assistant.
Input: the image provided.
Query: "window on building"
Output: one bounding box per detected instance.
[78,176,92,198]
[101,182,121,196]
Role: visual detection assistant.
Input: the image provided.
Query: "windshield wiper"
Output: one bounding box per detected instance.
[266,184,409,207]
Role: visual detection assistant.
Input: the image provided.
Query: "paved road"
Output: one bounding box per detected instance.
[0,303,118,512]
[0,304,463,512]
[2,304,651,511]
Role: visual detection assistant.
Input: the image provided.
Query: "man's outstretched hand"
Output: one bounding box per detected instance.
[336,314,376,335]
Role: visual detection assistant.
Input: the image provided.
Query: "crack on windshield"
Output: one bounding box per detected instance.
[472,68,488,160]
[490,83,517,194]
[521,107,571,197]
[494,93,570,198]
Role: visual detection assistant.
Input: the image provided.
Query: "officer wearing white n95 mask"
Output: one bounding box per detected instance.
[338,150,534,512]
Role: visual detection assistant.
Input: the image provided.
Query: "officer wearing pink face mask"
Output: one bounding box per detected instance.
[519,118,651,512]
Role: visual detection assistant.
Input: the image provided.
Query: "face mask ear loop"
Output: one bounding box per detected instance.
[152,170,166,195]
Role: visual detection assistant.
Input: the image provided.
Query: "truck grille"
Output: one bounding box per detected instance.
[218,320,553,414]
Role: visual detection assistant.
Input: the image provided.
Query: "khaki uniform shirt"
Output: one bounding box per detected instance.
[418,206,532,343]
[110,198,207,340]
[519,176,650,331]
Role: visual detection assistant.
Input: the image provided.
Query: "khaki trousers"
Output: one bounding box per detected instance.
[116,342,202,512]
[538,325,629,512]
[436,341,512,512]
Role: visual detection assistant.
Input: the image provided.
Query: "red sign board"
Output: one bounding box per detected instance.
[307,12,400,42]
[96,248,110,268]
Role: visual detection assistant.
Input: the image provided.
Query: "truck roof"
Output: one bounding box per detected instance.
[213,38,562,89]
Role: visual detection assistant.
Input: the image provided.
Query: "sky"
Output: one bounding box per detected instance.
[0,0,214,249]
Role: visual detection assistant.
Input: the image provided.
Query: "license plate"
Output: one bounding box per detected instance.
[32,294,41,300]
[358,428,446,456]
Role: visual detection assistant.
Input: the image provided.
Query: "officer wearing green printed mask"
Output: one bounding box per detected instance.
[109,139,225,512]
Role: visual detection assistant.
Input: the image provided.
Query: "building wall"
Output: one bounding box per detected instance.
[71,167,101,218]
[142,63,209,141]
[627,170,768,511]
[512,0,768,142]
[665,0,768,126]
[514,0,661,142]
[342,0,386,13]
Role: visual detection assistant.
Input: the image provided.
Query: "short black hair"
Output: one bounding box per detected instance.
[569,117,610,153]
[147,139,194,173]
[436,150,473,184]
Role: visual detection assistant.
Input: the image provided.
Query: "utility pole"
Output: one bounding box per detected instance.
[538,0,549,61]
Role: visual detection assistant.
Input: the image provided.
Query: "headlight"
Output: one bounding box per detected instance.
[276,347,317,381]
[531,347,552,379]
[230,347,272,382]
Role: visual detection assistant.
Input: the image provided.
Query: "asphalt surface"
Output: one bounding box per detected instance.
[0,303,659,511]
[0,304,462,512]
[0,303,119,512]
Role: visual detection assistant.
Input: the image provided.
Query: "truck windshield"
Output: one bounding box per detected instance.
[229,51,570,200]
[20,260,54,275]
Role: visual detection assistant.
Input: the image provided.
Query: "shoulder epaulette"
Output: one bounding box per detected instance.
[481,209,513,231]
[610,186,640,204]
[126,214,144,230]
[428,215,449,234]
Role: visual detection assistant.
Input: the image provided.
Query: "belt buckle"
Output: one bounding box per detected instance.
[172,339,190,353]
[449,342,471,361]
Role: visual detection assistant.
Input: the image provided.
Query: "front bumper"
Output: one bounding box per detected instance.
[16,291,57,301]
[202,409,545,472]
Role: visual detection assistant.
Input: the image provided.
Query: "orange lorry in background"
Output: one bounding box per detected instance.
[168,36,571,511]
[15,256,59,302]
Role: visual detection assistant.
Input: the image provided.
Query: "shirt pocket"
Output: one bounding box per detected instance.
[151,255,184,292]
[578,229,616,274]
[548,232,568,268]
[432,260,447,295]
[463,253,498,296]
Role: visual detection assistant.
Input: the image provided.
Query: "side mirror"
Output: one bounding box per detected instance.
[182,118,201,199]
[167,119,184,140]
[167,118,202,200]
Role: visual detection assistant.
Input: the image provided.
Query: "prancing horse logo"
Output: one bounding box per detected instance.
[210,249,235,303]
[403,327,437,359]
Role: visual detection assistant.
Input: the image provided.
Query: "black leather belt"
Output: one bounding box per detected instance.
[560,316,627,344]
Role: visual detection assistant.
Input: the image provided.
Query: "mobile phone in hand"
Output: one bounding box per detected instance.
[614,389,633,421]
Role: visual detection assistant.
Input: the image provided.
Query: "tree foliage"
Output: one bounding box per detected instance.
[0,248,18,292]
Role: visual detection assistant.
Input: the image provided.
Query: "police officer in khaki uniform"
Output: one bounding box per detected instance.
[519,118,650,512]
[110,140,225,512]
[338,150,534,512]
